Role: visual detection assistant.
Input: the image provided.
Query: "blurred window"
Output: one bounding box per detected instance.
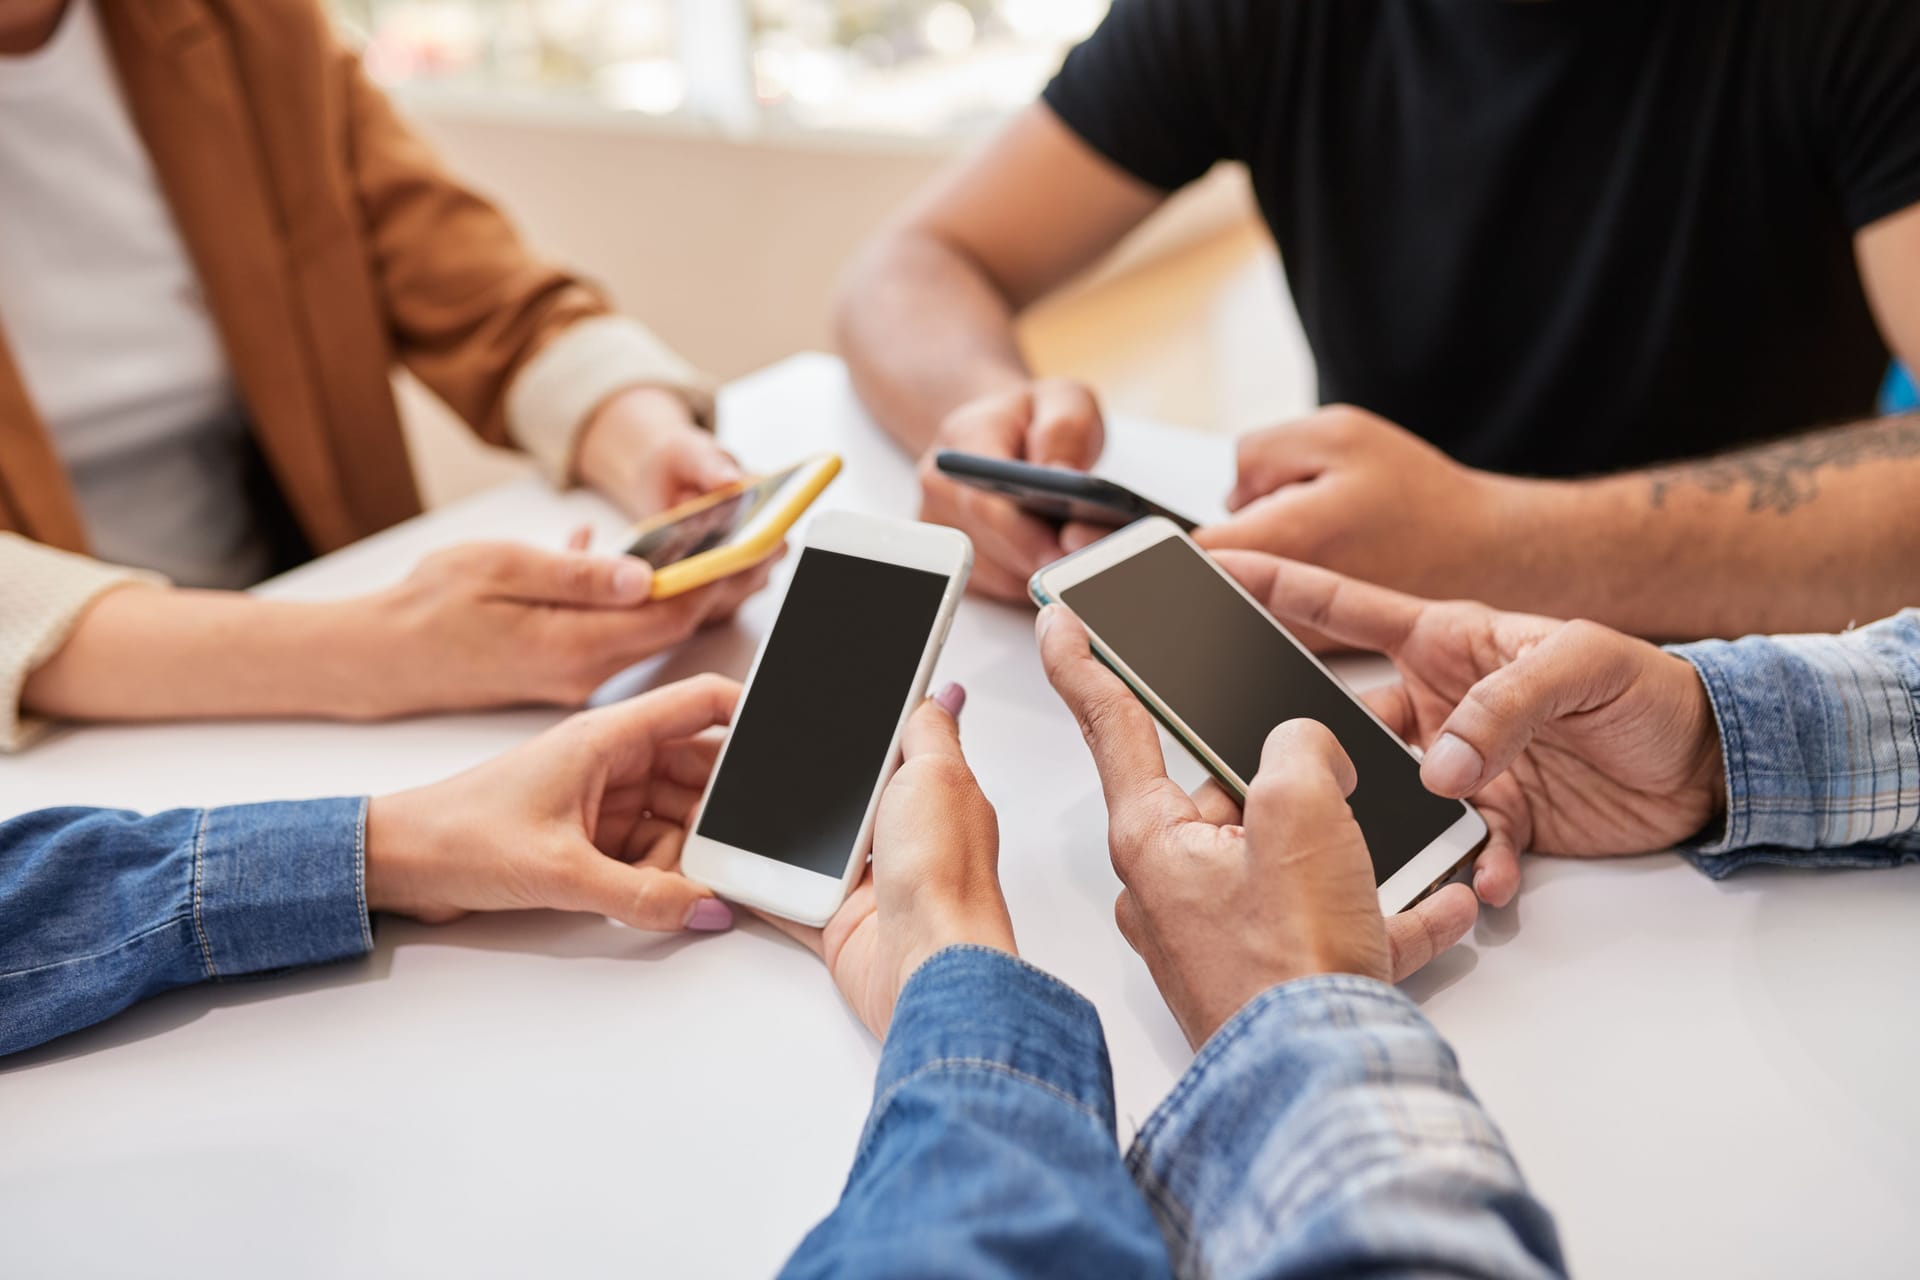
[333,1,1109,135]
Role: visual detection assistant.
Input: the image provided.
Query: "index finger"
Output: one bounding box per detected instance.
[956,484,1063,576]
[583,672,742,774]
[1212,551,1424,656]
[1035,606,1185,826]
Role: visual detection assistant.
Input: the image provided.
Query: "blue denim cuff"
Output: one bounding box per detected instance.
[875,945,1115,1133]
[193,798,374,978]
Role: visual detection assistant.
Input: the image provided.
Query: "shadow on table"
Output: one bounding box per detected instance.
[0,910,711,1074]
[592,613,764,707]
[1402,852,1672,1003]
[389,909,715,964]
[0,944,399,1074]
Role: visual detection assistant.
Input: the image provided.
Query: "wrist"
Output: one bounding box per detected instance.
[898,905,1018,988]
[364,788,463,923]
[317,592,431,721]
[572,386,701,492]
[1675,658,1730,830]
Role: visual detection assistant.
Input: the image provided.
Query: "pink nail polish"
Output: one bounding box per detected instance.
[933,681,967,718]
[685,898,734,932]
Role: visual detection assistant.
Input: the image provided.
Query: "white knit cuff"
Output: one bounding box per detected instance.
[504,315,718,486]
[1,534,165,752]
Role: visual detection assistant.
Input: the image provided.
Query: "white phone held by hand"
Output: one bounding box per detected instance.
[683,511,973,926]
[1031,518,1488,914]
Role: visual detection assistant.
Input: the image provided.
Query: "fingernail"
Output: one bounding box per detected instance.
[1035,605,1059,641]
[684,898,734,932]
[613,561,651,600]
[933,681,967,718]
[1422,733,1484,795]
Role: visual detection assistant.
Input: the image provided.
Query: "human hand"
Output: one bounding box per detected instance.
[364,674,740,931]
[1195,407,1541,618]
[573,386,743,518]
[765,685,1018,1039]
[1216,553,1727,907]
[918,378,1105,602]
[355,540,774,716]
[1037,606,1477,1047]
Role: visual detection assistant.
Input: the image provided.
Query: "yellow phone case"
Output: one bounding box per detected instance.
[632,454,842,599]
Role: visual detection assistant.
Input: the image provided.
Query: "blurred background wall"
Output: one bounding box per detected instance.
[330,0,1312,503]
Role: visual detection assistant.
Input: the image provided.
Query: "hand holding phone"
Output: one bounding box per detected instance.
[917,380,1107,603]
[934,451,1198,533]
[1035,606,1480,1038]
[1030,519,1486,913]
[752,687,1020,1040]
[682,511,973,925]
[1210,550,1725,908]
[623,454,840,598]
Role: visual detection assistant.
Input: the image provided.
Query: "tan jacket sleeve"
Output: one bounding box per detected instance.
[0,534,163,752]
[334,33,715,485]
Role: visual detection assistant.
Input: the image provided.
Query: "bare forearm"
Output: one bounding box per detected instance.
[1505,415,1920,639]
[835,230,1032,453]
[22,587,390,724]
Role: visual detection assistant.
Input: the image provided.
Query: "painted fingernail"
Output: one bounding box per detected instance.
[933,681,967,718]
[613,561,652,600]
[1422,733,1484,795]
[684,898,734,932]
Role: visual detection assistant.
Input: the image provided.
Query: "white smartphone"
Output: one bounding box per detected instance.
[682,511,973,926]
[1030,518,1487,914]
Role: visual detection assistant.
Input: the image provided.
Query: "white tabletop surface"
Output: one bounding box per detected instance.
[3,354,1917,1279]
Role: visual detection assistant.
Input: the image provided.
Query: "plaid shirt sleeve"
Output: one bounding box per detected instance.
[1126,976,1566,1280]
[1669,609,1920,878]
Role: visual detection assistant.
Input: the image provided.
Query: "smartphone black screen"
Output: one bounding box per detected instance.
[697,548,950,877]
[626,462,806,568]
[1060,536,1466,884]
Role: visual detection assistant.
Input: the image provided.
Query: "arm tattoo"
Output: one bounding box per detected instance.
[1647,415,1920,515]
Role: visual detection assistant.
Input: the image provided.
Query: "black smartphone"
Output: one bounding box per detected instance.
[933,450,1198,531]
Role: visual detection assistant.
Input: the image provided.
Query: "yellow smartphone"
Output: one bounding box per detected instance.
[622,453,842,598]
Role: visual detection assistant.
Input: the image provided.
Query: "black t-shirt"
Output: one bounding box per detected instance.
[1043,0,1920,476]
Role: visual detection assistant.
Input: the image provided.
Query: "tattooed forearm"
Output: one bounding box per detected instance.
[1647,415,1920,515]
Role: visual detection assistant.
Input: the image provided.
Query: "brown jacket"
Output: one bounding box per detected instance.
[0,0,705,557]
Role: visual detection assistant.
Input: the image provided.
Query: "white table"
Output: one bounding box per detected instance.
[3,354,1917,1279]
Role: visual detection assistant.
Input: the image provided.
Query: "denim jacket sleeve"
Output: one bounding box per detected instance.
[779,945,1172,1280]
[1128,975,1566,1280]
[0,799,373,1056]
[1669,608,1920,877]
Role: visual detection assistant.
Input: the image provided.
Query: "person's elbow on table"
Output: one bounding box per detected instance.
[0,675,743,1057]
